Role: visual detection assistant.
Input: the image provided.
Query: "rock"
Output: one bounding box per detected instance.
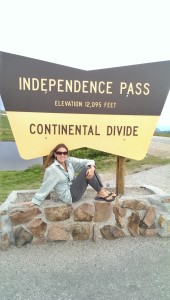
[139,220,148,229]
[150,223,156,229]
[140,220,156,229]
[157,214,170,237]
[10,207,41,225]
[44,205,72,221]
[161,196,170,203]
[122,200,149,210]
[100,225,125,240]
[128,212,140,237]
[159,214,170,232]
[47,224,71,241]
[69,224,90,240]
[139,228,157,237]
[94,201,112,222]
[115,214,123,228]
[159,214,165,227]
[143,206,156,227]
[27,218,47,237]
[0,233,10,251]
[118,207,126,218]
[74,203,95,222]
[113,204,126,228]
[14,226,33,247]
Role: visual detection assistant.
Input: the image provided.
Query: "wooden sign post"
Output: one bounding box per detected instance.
[43,156,47,168]
[43,156,50,199]
[116,156,126,195]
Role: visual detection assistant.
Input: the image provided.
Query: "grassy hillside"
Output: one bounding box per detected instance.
[154,132,170,138]
[0,113,14,141]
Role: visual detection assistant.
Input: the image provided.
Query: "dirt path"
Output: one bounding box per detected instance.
[147,140,170,158]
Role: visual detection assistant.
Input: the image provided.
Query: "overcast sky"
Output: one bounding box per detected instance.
[0,0,169,129]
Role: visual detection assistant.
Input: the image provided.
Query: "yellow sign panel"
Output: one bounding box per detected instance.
[6,111,158,160]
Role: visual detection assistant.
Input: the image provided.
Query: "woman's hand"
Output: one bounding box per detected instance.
[86,165,95,180]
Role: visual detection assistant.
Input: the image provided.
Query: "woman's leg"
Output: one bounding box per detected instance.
[70,167,103,202]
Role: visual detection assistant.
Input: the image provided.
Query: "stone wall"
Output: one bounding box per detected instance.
[0,185,170,250]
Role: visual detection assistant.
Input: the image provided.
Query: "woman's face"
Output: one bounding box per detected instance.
[54,147,68,164]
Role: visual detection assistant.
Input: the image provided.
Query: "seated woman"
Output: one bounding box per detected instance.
[24,143,116,207]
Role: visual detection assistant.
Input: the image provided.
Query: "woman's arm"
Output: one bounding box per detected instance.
[68,157,95,172]
[31,168,58,205]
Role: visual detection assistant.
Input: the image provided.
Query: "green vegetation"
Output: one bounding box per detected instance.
[125,155,170,171]
[0,165,44,204]
[0,113,14,141]
[70,148,110,159]
[154,132,170,138]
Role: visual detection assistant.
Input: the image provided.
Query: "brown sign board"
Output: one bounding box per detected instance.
[0,51,170,159]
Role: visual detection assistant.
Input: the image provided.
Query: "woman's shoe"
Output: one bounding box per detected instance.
[95,195,116,202]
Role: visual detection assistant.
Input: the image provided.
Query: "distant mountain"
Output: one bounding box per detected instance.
[155,127,170,133]
[155,128,161,132]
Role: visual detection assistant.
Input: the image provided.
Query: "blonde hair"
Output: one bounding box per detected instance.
[43,143,69,169]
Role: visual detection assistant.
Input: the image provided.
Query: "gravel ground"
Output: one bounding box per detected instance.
[100,163,170,194]
[0,237,170,300]
[125,163,170,194]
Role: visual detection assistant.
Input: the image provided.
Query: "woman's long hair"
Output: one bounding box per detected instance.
[43,143,69,169]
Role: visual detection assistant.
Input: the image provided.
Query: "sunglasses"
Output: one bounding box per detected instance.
[55,151,68,155]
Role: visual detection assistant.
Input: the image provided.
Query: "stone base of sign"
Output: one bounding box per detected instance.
[1,185,170,250]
